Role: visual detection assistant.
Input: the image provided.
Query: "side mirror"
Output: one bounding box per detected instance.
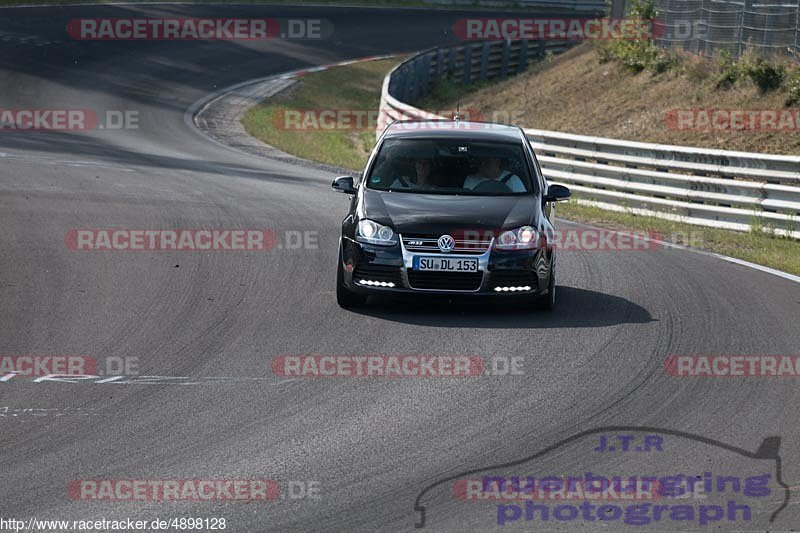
[544,184,571,202]
[332,176,356,195]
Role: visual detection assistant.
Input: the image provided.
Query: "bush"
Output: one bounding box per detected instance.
[596,43,614,64]
[715,49,790,93]
[594,0,679,74]
[715,49,740,88]
[741,55,785,93]
[650,50,678,73]
[629,0,657,19]
[602,39,677,74]
[594,0,796,99]
[612,40,654,72]
[785,69,800,106]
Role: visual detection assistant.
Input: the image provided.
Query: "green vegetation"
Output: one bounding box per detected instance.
[716,49,788,93]
[742,54,786,93]
[786,69,800,106]
[597,0,676,73]
[557,200,800,276]
[597,0,799,103]
[716,49,741,88]
[242,58,399,171]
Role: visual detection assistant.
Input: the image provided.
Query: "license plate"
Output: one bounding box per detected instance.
[412,256,478,272]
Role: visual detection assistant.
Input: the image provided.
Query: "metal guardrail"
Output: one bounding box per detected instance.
[379,40,577,131]
[378,41,800,238]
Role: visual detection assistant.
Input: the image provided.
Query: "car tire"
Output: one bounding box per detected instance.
[535,260,556,311]
[337,245,367,309]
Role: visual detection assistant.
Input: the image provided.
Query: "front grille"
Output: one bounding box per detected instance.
[353,264,402,286]
[491,270,539,290]
[407,270,483,291]
[401,234,492,255]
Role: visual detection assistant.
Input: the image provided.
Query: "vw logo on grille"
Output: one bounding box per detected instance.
[437,234,455,253]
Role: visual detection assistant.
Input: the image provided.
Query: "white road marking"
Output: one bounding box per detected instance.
[1,373,296,386]
[0,406,99,417]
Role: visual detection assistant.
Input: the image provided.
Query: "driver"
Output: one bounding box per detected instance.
[390,144,439,189]
[391,157,435,188]
[463,156,525,192]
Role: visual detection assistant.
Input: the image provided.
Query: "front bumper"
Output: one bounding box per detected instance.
[341,236,552,296]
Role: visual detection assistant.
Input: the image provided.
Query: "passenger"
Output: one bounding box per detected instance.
[463,156,525,192]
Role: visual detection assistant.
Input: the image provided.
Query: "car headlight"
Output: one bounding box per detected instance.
[495,226,538,250]
[356,219,398,246]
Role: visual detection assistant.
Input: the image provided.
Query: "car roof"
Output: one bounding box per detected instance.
[383,120,525,143]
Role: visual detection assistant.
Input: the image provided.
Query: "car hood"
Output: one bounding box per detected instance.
[361,189,536,235]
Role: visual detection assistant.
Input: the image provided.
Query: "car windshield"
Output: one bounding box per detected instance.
[365,138,534,195]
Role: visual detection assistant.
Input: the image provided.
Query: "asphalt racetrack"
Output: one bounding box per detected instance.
[0,4,799,532]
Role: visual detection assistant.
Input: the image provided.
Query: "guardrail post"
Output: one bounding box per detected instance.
[610,0,626,19]
[402,64,415,104]
[434,48,445,85]
[517,40,529,73]
[463,45,473,84]
[500,39,510,77]
[418,54,431,98]
[415,58,423,100]
[479,42,491,80]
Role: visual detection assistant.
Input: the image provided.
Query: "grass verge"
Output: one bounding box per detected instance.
[242,58,398,171]
[242,58,800,276]
[558,200,800,276]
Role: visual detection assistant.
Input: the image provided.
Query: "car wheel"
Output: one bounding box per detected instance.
[535,260,556,311]
[336,245,367,309]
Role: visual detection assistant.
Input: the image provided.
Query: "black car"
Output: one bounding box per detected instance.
[332,120,571,309]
